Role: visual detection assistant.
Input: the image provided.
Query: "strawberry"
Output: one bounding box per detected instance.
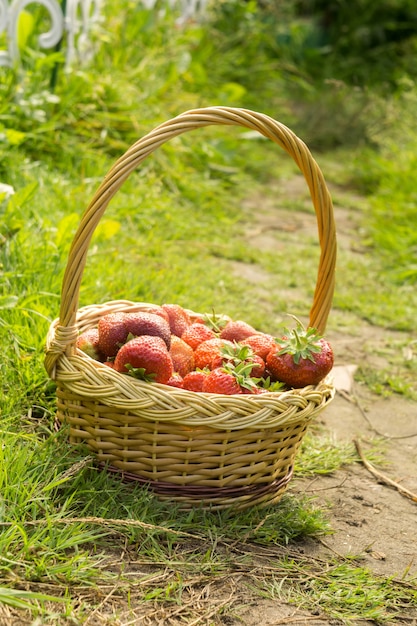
[169,335,195,377]
[145,305,170,322]
[266,321,334,388]
[193,338,234,370]
[181,323,216,350]
[165,373,184,388]
[124,312,171,349]
[204,352,265,394]
[241,333,276,360]
[244,354,265,378]
[76,328,104,361]
[98,312,129,357]
[210,342,266,377]
[162,303,191,337]
[202,368,243,395]
[113,335,174,384]
[220,320,257,342]
[182,370,209,392]
[189,316,207,325]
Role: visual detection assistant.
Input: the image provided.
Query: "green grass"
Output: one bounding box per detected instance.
[258,560,417,624]
[1,0,417,623]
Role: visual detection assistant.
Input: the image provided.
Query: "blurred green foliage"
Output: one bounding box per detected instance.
[295,0,417,86]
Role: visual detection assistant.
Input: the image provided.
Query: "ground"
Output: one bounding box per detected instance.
[226,174,417,625]
[1,174,416,626]
[232,389,417,626]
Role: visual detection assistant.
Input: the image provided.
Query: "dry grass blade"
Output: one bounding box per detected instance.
[82,585,120,626]
[0,516,201,538]
[167,583,238,626]
[270,617,328,625]
[354,438,417,503]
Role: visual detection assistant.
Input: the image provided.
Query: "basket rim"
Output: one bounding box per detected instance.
[49,299,335,431]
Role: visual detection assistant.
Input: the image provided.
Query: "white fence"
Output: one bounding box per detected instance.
[0,0,207,68]
[0,0,102,67]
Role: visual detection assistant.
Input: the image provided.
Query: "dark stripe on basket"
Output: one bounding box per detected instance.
[101,462,294,501]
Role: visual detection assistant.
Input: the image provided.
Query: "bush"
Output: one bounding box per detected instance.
[295,0,417,87]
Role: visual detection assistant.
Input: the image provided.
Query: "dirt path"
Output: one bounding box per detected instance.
[223,175,417,625]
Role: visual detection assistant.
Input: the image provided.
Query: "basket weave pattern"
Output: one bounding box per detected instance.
[45,107,336,510]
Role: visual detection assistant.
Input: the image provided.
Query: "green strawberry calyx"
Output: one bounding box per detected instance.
[258,376,285,392]
[219,343,263,391]
[220,342,254,365]
[125,364,156,382]
[201,310,229,333]
[277,318,323,365]
[221,360,260,392]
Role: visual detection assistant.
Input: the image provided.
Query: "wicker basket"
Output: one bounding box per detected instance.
[44,107,337,511]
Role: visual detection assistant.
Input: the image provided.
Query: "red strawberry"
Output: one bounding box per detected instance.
[169,335,195,377]
[193,338,234,370]
[145,305,170,322]
[202,368,243,395]
[181,323,216,350]
[244,354,265,378]
[182,370,209,392]
[210,342,265,378]
[162,303,191,337]
[165,373,184,388]
[210,354,226,369]
[266,322,334,388]
[113,335,173,384]
[98,312,129,357]
[124,312,171,349]
[190,316,207,325]
[241,333,276,359]
[220,320,257,342]
[76,328,104,361]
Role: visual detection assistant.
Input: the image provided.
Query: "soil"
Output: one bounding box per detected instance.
[231,388,417,625]
[224,175,417,625]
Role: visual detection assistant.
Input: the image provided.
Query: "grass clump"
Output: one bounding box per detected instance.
[259,559,417,625]
[0,423,107,584]
[295,433,361,476]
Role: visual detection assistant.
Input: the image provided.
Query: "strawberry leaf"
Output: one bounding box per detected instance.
[201,311,229,333]
[126,365,156,382]
[258,376,286,392]
[276,320,323,365]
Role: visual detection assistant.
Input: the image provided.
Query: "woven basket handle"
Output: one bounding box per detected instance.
[56,106,336,347]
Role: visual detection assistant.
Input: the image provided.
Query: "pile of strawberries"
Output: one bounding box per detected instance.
[76,303,334,395]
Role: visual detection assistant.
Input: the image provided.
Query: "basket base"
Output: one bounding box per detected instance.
[101,463,294,511]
